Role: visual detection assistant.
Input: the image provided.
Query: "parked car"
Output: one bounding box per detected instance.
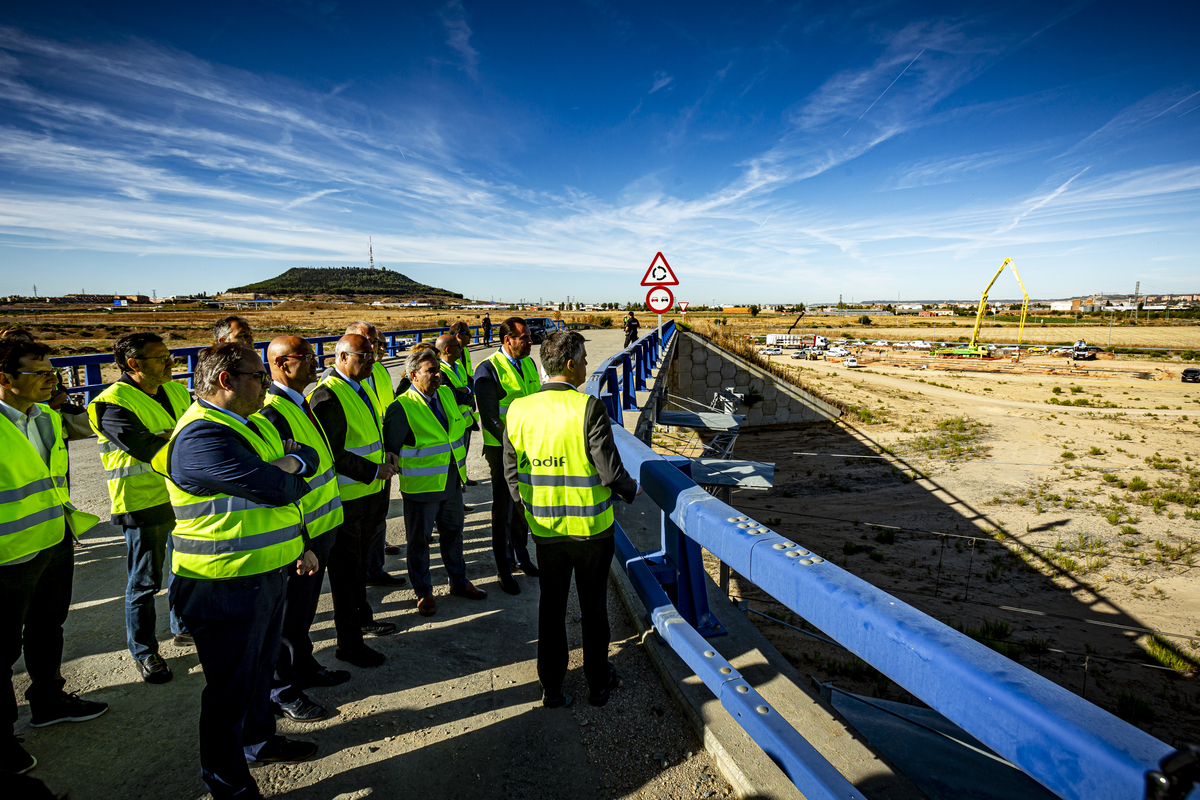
[759,347,783,355]
[524,317,558,344]
[827,346,851,357]
[844,357,859,368]
[872,340,889,346]
[1183,368,1200,383]
[1027,346,1048,355]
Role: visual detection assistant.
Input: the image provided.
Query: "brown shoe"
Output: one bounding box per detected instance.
[384,544,401,556]
[416,596,436,617]
[449,582,487,600]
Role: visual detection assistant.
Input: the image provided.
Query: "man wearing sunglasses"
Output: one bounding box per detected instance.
[0,338,105,776]
[155,342,322,800]
[308,335,400,669]
[88,332,193,685]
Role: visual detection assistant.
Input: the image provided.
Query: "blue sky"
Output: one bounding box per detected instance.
[1,0,1197,304]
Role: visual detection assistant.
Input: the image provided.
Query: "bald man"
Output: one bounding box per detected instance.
[258,338,349,720]
[343,322,405,587]
[307,335,399,669]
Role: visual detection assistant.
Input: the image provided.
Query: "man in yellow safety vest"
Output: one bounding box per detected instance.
[474,317,542,594]
[258,337,349,723]
[88,331,192,684]
[383,348,487,617]
[156,343,322,799]
[309,334,400,669]
[503,330,640,708]
[0,338,104,776]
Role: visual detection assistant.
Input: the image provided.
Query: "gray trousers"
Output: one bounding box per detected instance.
[404,476,469,597]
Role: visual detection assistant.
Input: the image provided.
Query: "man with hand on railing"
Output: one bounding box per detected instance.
[308,334,399,669]
[503,330,640,708]
[153,343,321,800]
[0,338,105,777]
[475,317,541,595]
[87,332,193,685]
[258,337,348,724]
[383,348,487,617]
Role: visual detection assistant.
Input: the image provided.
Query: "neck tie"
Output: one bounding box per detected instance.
[355,385,377,421]
[428,396,448,431]
[301,398,320,429]
[510,356,523,377]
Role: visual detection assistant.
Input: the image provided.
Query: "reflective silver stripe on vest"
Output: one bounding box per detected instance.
[399,464,451,477]
[173,496,276,521]
[308,468,336,490]
[0,477,56,505]
[171,524,301,555]
[55,475,67,488]
[517,473,604,488]
[347,440,382,457]
[303,497,342,526]
[105,462,156,480]
[522,498,613,518]
[97,440,121,454]
[0,504,65,537]
[400,442,453,458]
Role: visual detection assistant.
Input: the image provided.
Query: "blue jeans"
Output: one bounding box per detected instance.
[124,521,186,660]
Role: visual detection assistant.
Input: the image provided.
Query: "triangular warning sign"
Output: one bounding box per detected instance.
[678,301,689,312]
[640,252,679,286]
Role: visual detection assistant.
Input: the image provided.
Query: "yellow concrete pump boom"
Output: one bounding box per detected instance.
[967,257,1029,351]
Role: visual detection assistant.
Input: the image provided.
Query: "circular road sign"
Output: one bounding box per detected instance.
[646,285,674,314]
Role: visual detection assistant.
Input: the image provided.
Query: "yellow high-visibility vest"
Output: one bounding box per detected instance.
[506,390,613,538]
[481,351,539,447]
[394,386,467,495]
[311,374,385,501]
[0,406,99,562]
[152,403,304,579]
[261,393,344,538]
[87,380,191,515]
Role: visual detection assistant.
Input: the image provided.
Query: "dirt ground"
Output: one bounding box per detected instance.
[656,343,1200,749]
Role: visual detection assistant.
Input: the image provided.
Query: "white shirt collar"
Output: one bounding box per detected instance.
[334,368,362,392]
[0,397,42,424]
[199,398,249,426]
[272,381,306,407]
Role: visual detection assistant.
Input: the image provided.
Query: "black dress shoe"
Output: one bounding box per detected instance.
[365,573,407,587]
[335,646,386,668]
[136,654,173,684]
[383,544,402,556]
[253,737,318,764]
[542,691,573,708]
[172,633,194,647]
[463,504,476,513]
[516,562,540,577]
[360,621,398,637]
[273,696,328,722]
[498,574,521,595]
[588,663,624,707]
[296,667,351,688]
[465,478,478,486]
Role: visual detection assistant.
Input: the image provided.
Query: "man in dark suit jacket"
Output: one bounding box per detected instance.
[258,337,352,723]
[308,335,399,669]
[163,343,321,800]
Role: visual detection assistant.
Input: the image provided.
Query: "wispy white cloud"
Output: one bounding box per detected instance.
[438,1,480,79]
[649,72,674,94]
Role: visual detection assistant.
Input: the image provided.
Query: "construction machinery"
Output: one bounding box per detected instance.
[786,309,806,333]
[935,258,1029,357]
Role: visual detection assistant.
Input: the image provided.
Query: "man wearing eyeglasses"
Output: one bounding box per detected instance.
[258,337,348,723]
[155,342,322,799]
[87,332,193,685]
[0,338,105,776]
[308,334,400,669]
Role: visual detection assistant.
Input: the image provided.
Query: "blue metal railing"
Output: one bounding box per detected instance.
[593,324,1196,800]
[50,325,485,403]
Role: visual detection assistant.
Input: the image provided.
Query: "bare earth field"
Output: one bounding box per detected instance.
[657,344,1200,748]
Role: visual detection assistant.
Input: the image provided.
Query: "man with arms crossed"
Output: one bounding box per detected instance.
[474,317,542,594]
[0,339,104,775]
[504,331,639,707]
[156,343,323,798]
[88,332,193,684]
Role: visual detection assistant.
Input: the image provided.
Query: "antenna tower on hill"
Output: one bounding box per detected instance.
[369,236,375,270]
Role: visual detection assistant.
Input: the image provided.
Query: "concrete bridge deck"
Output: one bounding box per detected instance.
[15,328,740,800]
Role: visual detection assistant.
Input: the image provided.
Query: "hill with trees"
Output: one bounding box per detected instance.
[228,267,462,299]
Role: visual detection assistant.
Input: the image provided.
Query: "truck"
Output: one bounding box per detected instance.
[766,334,805,347]
[799,334,828,350]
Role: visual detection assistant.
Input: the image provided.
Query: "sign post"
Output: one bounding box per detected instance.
[641,252,680,347]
